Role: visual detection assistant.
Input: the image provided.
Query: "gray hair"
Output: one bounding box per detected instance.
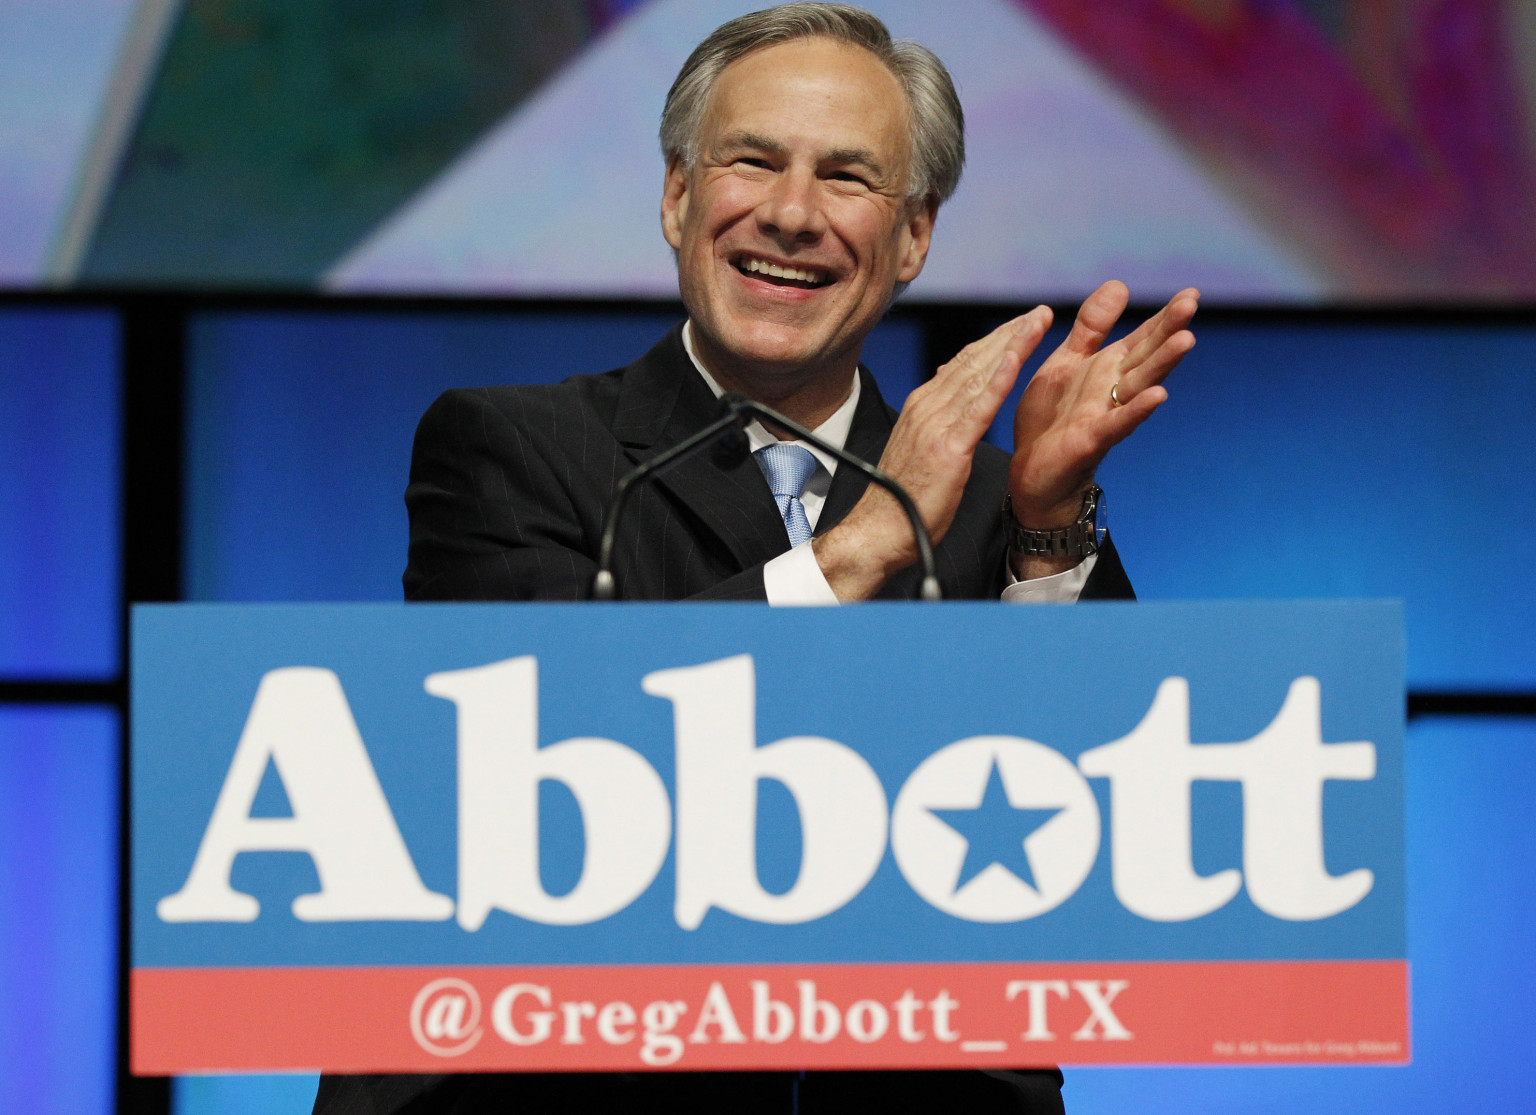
[660,3,965,207]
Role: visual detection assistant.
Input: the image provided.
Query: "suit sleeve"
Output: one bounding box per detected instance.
[1079,534,1135,601]
[403,388,600,601]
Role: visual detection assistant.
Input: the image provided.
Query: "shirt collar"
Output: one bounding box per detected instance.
[681,319,859,478]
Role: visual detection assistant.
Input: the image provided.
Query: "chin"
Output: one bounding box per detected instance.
[737,338,833,374]
[733,311,849,361]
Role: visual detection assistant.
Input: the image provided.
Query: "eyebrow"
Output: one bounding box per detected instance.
[720,131,786,156]
[718,131,889,179]
[824,147,887,177]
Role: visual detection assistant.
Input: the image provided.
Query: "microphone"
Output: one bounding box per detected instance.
[591,397,752,601]
[710,399,752,469]
[718,393,942,602]
[591,393,941,602]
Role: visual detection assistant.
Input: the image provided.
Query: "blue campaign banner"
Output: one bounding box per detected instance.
[130,600,1405,1073]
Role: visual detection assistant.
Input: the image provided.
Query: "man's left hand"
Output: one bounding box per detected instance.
[1008,281,1199,577]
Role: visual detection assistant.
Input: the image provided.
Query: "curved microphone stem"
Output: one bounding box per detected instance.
[591,410,745,600]
[725,395,942,602]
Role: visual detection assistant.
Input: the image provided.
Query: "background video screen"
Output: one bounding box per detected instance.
[4,0,1535,302]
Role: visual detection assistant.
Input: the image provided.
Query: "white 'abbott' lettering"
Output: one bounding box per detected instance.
[158,657,1378,927]
[157,667,452,923]
[641,654,889,930]
[425,656,672,931]
[1079,676,1376,921]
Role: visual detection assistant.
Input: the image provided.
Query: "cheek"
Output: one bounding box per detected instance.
[834,200,905,270]
[689,177,761,240]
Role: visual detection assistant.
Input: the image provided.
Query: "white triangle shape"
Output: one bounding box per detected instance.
[328,0,1322,301]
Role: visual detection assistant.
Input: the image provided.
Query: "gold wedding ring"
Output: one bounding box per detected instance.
[1110,382,1125,407]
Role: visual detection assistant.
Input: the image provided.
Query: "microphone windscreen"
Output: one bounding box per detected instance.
[712,393,752,468]
[711,424,751,469]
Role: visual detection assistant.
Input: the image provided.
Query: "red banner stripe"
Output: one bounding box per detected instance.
[132,960,1408,1074]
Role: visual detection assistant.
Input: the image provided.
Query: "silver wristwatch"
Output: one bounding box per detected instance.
[1002,484,1104,558]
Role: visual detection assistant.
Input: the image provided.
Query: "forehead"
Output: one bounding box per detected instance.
[702,37,911,162]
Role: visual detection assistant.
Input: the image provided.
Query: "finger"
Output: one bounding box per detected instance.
[936,307,1050,391]
[1097,383,1168,446]
[971,311,1050,410]
[1114,288,1200,374]
[952,308,1053,439]
[933,307,1052,414]
[922,320,1022,408]
[989,307,1054,386]
[899,308,1052,462]
[1116,329,1195,399]
[1060,280,1130,358]
[1111,298,1197,382]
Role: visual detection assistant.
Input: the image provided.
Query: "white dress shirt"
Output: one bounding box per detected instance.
[681,322,1096,606]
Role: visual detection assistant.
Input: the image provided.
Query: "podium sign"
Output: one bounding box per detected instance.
[131,601,1407,1073]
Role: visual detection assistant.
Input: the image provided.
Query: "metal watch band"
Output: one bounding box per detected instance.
[1002,485,1102,558]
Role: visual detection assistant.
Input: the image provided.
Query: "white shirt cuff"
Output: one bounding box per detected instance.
[1001,552,1097,604]
[764,541,841,606]
[764,543,1097,605]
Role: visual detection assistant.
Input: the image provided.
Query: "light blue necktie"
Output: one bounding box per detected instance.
[754,443,819,547]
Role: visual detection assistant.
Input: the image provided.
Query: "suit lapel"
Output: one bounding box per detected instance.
[612,332,901,566]
[613,327,790,571]
[816,365,896,534]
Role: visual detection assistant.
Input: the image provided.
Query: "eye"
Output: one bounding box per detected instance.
[736,157,772,170]
[830,171,869,186]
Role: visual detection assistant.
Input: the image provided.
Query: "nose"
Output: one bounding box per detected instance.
[757,166,826,245]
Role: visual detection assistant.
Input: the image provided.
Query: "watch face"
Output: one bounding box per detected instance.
[1093,487,1108,546]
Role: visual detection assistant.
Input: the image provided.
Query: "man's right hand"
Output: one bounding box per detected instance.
[811,306,1055,601]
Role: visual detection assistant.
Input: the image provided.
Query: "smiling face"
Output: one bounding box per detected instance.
[661,37,935,402]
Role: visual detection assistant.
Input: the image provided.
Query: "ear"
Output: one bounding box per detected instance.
[660,154,690,251]
[895,197,936,284]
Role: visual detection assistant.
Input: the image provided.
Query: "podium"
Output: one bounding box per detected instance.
[130,601,1408,1073]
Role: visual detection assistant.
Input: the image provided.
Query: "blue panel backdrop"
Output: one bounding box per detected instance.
[984,319,1536,690]
[0,307,120,677]
[0,706,118,1115]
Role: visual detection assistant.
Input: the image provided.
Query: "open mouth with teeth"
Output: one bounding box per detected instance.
[734,254,833,289]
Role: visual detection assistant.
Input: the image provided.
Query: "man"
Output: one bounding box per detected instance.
[317,4,1196,1112]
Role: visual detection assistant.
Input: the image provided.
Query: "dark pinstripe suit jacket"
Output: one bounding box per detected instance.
[314,325,1131,1115]
[402,323,1132,604]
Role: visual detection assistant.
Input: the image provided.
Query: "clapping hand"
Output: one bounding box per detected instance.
[1007,282,1198,576]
